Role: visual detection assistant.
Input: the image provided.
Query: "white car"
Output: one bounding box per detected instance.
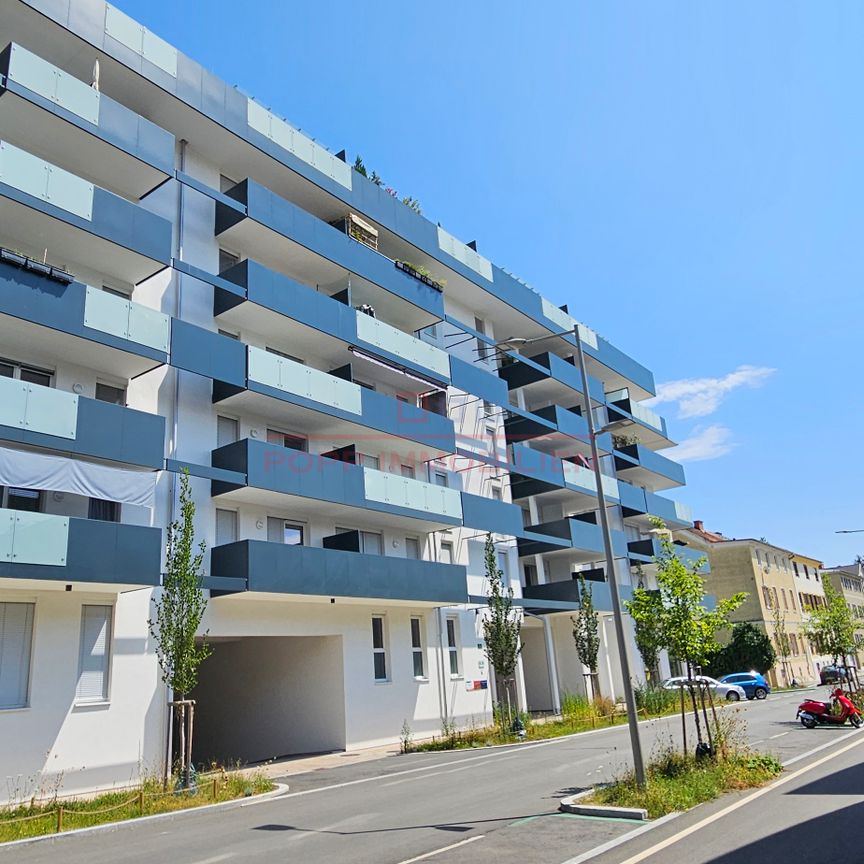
[662,675,747,702]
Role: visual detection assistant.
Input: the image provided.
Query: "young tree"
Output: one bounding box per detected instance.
[769,590,793,686]
[482,534,521,725]
[149,470,211,788]
[571,575,601,700]
[625,566,665,685]
[706,622,776,678]
[805,576,859,678]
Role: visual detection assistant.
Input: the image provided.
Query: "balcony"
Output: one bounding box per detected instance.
[606,388,672,450]
[504,404,610,460]
[0,376,164,468]
[521,578,633,615]
[627,536,708,573]
[213,259,450,390]
[0,141,171,283]
[498,351,605,408]
[516,515,628,562]
[0,258,169,378]
[0,511,160,588]
[215,179,443,333]
[212,438,464,533]
[614,443,685,492]
[212,345,456,462]
[0,43,174,200]
[209,539,468,605]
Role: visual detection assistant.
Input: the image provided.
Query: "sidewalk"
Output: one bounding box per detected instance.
[245,742,401,780]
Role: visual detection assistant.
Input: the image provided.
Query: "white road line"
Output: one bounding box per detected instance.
[769,732,790,739]
[558,812,682,864]
[613,732,864,864]
[189,855,236,864]
[783,728,860,766]
[395,834,484,864]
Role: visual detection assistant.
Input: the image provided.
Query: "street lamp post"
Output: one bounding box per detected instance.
[571,325,646,788]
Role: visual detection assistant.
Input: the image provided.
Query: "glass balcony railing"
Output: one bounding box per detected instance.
[83,287,170,352]
[674,500,693,524]
[562,460,619,499]
[0,140,94,220]
[436,226,493,281]
[363,467,463,520]
[606,387,663,431]
[0,375,78,439]
[355,313,450,379]
[7,44,100,125]
[247,345,362,415]
[105,4,177,77]
[0,508,69,566]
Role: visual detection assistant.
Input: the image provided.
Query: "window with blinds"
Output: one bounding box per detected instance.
[0,602,34,709]
[76,605,112,703]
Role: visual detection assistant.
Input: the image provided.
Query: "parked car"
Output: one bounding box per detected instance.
[718,672,771,700]
[819,665,850,685]
[661,675,747,702]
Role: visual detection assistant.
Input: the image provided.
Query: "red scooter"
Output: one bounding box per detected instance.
[797,688,862,729]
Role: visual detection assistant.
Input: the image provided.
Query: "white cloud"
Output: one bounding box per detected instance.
[672,425,735,462]
[647,365,776,419]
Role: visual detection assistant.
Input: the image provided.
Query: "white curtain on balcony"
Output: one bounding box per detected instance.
[0,446,155,508]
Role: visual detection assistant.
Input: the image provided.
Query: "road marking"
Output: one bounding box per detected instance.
[558,812,682,864]
[769,732,789,739]
[395,834,484,863]
[612,732,864,864]
[782,728,860,766]
[189,855,236,864]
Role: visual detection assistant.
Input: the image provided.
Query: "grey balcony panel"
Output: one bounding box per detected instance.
[169,319,247,387]
[0,517,161,587]
[614,443,685,491]
[210,539,469,604]
[520,579,631,614]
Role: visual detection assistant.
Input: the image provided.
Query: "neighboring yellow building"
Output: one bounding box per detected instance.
[675,522,813,686]
[790,553,833,676]
[823,563,864,666]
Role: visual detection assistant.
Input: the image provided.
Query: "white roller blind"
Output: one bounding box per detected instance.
[267,517,283,543]
[76,605,112,703]
[0,602,34,709]
[215,509,237,546]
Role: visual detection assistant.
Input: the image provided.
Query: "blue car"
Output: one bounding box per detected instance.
[718,672,771,700]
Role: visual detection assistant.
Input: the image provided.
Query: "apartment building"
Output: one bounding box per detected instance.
[823,563,864,666]
[0,1,691,801]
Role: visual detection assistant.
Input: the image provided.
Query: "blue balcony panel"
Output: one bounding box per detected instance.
[0,144,171,283]
[209,540,468,605]
[212,259,450,389]
[627,536,708,574]
[0,260,168,378]
[0,516,161,588]
[0,42,175,199]
[215,179,442,333]
[519,579,633,615]
[516,516,628,562]
[498,351,605,408]
[614,443,685,492]
[212,439,462,533]
[459,493,525,537]
[0,392,164,469]
[504,404,607,462]
[14,0,656,400]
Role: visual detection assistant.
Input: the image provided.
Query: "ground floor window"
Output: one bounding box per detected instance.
[76,605,113,703]
[446,616,461,676]
[372,616,388,681]
[0,602,35,709]
[410,617,425,678]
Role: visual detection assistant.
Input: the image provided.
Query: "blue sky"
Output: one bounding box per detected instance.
[118,1,863,565]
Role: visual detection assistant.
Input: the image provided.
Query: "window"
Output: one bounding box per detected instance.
[482,400,494,418]
[76,605,112,703]
[215,509,237,545]
[755,550,762,566]
[372,616,388,681]
[95,382,126,405]
[762,586,773,608]
[433,471,448,488]
[4,488,42,512]
[440,541,454,565]
[782,589,788,610]
[88,498,119,522]
[793,561,800,578]
[218,248,239,274]
[267,518,304,546]
[410,617,425,678]
[0,602,34,709]
[490,485,502,502]
[405,538,420,560]
[361,531,383,555]
[487,426,498,454]
[524,563,537,587]
[217,416,239,447]
[497,549,509,580]
[474,317,490,363]
[266,429,307,452]
[358,454,380,470]
[446,616,461,676]
[0,358,52,388]
[401,464,415,479]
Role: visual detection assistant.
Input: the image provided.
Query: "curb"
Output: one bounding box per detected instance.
[0,782,290,850]
[559,788,647,821]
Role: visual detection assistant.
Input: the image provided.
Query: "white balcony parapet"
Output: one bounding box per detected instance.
[562,460,620,500]
[0,375,77,439]
[105,4,177,77]
[7,44,100,125]
[0,508,69,566]
[539,297,599,350]
[355,314,450,379]
[0,140,94,220]
[363,467,463,520]
[248,346,362,415]
[84,287,171,352]
[436,227,493,281]
[247,100,352,190]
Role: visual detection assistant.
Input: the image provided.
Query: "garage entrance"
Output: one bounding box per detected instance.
[191,635,346,765]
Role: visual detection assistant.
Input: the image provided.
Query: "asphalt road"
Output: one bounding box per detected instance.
[1,687,852,864]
